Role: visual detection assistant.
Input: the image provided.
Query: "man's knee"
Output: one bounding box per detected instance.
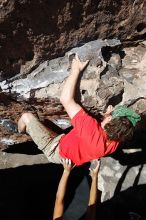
[20,112,36,125]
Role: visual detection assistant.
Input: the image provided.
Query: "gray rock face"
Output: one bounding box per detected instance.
[120,44,146,111]
[0,39,121,102]
[99,156,146,201]
[0,39,123,108]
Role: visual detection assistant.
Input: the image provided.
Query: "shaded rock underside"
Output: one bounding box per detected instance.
[0,0,146,78]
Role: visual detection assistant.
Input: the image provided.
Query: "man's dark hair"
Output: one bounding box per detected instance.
[104,117,134,142]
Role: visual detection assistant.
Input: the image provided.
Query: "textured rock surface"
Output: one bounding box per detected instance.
[0,39,124,148]
[1,39,146,149]
[0,40,146,148]
[0,0,146,78]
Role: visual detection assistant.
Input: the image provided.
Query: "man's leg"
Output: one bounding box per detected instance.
[18,112,34,133]
[18,112,63,164]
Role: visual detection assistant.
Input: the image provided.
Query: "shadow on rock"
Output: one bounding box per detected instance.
[97,184,146,220]
[0,163,89,220]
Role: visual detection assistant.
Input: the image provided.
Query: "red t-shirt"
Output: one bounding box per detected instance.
[59,108,119,166]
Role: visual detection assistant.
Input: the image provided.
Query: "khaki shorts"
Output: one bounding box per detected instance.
[26,117,64,164]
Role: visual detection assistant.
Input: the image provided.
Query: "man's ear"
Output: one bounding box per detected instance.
[105,105,114,115]
[101,115,112,128]
[106,115,112,123]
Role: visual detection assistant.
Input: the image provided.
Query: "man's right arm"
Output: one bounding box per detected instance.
[60,55,89,119]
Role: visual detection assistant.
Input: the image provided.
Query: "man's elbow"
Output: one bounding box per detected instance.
[60,96,73,106]
[60,96,65,105]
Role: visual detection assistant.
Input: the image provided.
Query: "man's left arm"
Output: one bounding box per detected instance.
[85,159,101,220]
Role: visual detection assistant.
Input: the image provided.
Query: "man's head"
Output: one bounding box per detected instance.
[101,105,141,142]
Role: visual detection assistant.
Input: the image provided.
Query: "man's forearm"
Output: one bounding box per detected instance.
[56,170,70,201]
[60,55,88,119]
[60,69,80,104]
[88,176,98,206]
[53,171,70,220]
[85,176,98,220]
